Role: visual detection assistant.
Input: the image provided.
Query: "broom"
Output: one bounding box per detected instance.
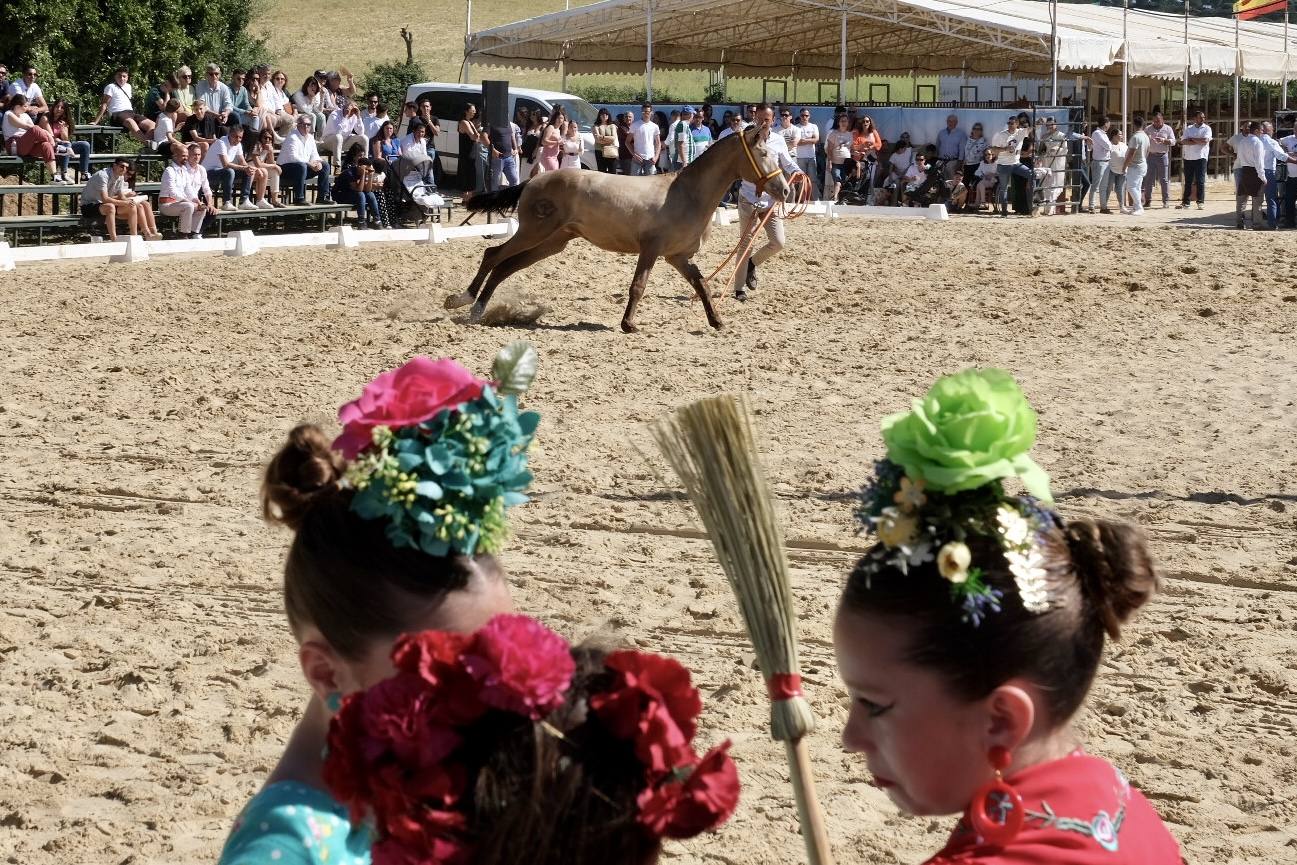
[651,395,834,865]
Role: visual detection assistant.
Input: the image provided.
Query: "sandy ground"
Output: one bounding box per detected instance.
[1,212,1296,865]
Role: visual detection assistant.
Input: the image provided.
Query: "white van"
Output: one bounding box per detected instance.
[400,82,599,175]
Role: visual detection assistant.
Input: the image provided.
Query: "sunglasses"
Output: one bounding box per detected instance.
[780,113,791,117]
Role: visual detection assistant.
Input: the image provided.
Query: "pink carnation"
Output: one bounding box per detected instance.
[462,614,574,719]
[333,356,487,459]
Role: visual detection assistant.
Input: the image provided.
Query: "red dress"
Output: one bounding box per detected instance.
[924,751,1181,865]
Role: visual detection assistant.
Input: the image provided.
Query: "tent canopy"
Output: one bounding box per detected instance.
[466,0,1297,84]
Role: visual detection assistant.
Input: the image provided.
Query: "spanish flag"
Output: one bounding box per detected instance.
[1233,0,1286,20]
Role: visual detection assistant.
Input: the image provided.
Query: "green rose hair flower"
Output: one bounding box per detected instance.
[880,368,1052,504]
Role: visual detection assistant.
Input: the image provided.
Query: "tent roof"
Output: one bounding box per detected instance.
[466,0,1297,83]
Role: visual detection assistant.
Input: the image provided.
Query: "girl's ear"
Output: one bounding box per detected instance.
[984,681,1036,752]
[299,640,344,703]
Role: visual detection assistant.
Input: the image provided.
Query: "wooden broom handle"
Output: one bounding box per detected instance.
[785,737,834,865]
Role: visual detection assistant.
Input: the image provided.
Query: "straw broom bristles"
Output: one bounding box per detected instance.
[651,394,833,865]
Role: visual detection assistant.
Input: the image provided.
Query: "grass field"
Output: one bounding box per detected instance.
[254,0,769,102]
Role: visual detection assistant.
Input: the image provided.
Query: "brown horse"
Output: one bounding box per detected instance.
[446,127,791,333]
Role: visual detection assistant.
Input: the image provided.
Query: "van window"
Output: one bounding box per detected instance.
[515,97,545,121]
[414,91,476,126]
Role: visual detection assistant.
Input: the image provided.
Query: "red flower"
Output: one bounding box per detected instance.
[323,692,373,821]
[636,741,741,839]
[373,836,470,865]
[591,650,703,772]
[461,614,574,719]
[360,673,463,769]
[392,631,486,725]
[333,356,487,459]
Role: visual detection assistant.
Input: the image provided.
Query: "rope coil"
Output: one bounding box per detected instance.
[704,171,813,293]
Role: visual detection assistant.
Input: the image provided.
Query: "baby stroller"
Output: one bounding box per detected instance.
[385,154,447,226]
[838,157,877,206]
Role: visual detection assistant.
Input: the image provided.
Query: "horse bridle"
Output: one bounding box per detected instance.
[739,129,783,196]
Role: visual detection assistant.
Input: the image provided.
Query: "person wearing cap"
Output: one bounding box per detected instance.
[671,106,702,171]
[278,114,334,206]
[195,63,233,125]
[989,114,1032,217]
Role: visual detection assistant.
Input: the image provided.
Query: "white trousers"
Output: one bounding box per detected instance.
[160,200,199,233]
[733,198,785,294]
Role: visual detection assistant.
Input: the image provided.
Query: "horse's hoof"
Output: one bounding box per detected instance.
[708,318,723,331]
[468,304,486,324]
[445,291,476,310]
[620,320,638,334]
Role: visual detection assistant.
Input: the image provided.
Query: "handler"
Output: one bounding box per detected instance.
[733,103,800,302]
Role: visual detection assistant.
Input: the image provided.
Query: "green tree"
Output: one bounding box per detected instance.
[359,60,430,109]
[0,0,271,119]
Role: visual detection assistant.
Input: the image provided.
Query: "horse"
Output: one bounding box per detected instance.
[446,126,791,333]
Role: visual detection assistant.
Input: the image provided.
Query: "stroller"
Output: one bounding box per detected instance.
[384,154,448,226]
[838,157,877,206]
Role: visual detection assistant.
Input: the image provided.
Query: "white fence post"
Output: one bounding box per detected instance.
[227,230,260,257]
[111,234,149,263]
[0,241,14,271]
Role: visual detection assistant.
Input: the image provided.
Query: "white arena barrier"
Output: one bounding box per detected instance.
[1,204,945,270]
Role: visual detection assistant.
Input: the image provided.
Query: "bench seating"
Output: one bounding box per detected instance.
[0,182,161,216]
[0,151,164,184]
[155,202,352,237]
[0,214,84,245]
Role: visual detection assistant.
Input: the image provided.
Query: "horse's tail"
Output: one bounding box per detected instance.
[463,182,528,216]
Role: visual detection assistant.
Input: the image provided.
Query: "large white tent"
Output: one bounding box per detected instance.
[465,0,1297,115]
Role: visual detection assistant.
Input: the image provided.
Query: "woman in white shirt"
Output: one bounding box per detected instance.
[825,113,854,203]
[3,94,59,180]
[973,151,999,209]
[249,127,287,207]
[559,120,582,170]
[92,67,155,143]
[292,77,326,138]
[151,98,186,160]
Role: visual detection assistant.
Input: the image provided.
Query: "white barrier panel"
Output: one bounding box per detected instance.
[0,241,14,271]
[354,228,433,244]
[833,204,949,222]
[10,239,127,262]
[147,237,232,255]
[227,230,258,257]
[256,232,336,249]
[112,235,150,263]
[431,222,512,243]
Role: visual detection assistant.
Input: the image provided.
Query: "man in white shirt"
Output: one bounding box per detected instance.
[194,63,234,125]
[277,114,334,205]
[1035,116,1069,216]
[1176,111,1211,210]
[1141,112,1175,208]
[360,93,387,139]
[777,108,800,153]
[1258,121,1287,229]
[628,103,661,176]
[322,103,369,170]
[1278,127,1297,228]
[989,114,1032,217]
[92,67,154,143]
[1088,119,1113,212]
[733,103,800,301]
[7,66,47,116]
[793,107,820,199]
[1232,121,1266,229]
[160,146,213,238]
[202,125,263,210]
[1121,117,1150,215]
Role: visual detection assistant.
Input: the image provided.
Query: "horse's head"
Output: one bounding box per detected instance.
[739,126,790,202]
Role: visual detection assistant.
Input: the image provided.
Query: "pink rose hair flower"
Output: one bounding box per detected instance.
[333,356,488,459]
[462,614,575,719]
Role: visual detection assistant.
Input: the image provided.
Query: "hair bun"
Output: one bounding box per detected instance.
[262,424,345,530]
[1064,519,1158,639]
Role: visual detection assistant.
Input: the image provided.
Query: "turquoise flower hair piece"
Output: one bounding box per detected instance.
[336,344,540,558]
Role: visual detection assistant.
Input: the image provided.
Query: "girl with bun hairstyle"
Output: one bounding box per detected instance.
[219,349,542,865]
[835,369,1180,865]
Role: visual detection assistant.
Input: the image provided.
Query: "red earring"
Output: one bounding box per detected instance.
[967,745,1024,847]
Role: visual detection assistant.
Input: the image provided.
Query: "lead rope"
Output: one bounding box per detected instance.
[702,170,813,300]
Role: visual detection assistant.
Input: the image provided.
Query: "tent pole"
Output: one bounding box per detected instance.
[462,0,472,85]
[646,0,654,101]
[1233,14,1240,134]
[1183,0,1190,122]
[1050,0,1058,105]
[840,9,848,103]
[1121,0,1129,135]
[1283,12,1289,110]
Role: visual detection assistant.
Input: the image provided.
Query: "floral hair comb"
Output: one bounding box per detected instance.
[855,368,1060,625]
[332,344,540,557]
[323,614,740,864]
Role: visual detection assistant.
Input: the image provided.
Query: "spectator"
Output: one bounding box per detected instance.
[119,160,163,238]
[989,113,1031,218]
[716,110,737,139]
[825,112,854,202]
[793,107,820,199]
[172,66,195,110]
[1176,110,1211,211]
[3,94,61,181]
[322,70,356,111]
[560,117,583,170]
[248,127,287,207]
[689,108,713,163]
[1279,125,1297,228]
[322,101,368,170]
[777,108,800,153]
[670,105,697,171]
[702,102,721,139]
[229,69,258,132]
[1233,120,1265,230]
[0,65,8,93]
[202,124,263,210]
[593,107,618,174]
[151,98,185,160]
[488,113,520,189]
[397,118,437,187]
[973,149,999,209]
[628,103,660,176]
[1087,119,1112,213]
[851,116,882,200]
[654,110,671,173]
[278,114,333,205]
[92,67,155,143]
[7,66,48,117]
[195,63,234,125]
[159,146,208,238]
[334,142,383,228]
[257,68,295,138]
[359,93,386,139]
[900,151,929,205]
[42,99,92,183]
[1106,127,1128,215]
[372,120,400,163]
[293,76,326,137]
[180,99,218,159]
[457,102,482,191]
[615,110,633,174]
[935,114,966,181]
[185,143,219,233]
[960,121,988,195]
[1259,121,1286,229]
[80,157,151,239]
[146,74,178,124]
[536,108,564,175]
[885,132,916,202]
[415,98,441,138]
[1035,116,1068,216]
[1122,116,1150,215]
[1141,111,1175,208]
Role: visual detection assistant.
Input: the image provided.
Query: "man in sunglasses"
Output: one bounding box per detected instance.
[792,108,820,199]
[360,93,387,139]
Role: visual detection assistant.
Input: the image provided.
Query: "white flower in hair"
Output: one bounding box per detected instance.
[1005,546,1050,613]
[996,505,1031,546]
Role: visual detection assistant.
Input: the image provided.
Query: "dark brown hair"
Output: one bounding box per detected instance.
[465,646,659,865]
[261,424,499,659]
[841,517,1157,724]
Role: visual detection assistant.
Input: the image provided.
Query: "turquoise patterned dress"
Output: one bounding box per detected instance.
[218,781,372,865]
